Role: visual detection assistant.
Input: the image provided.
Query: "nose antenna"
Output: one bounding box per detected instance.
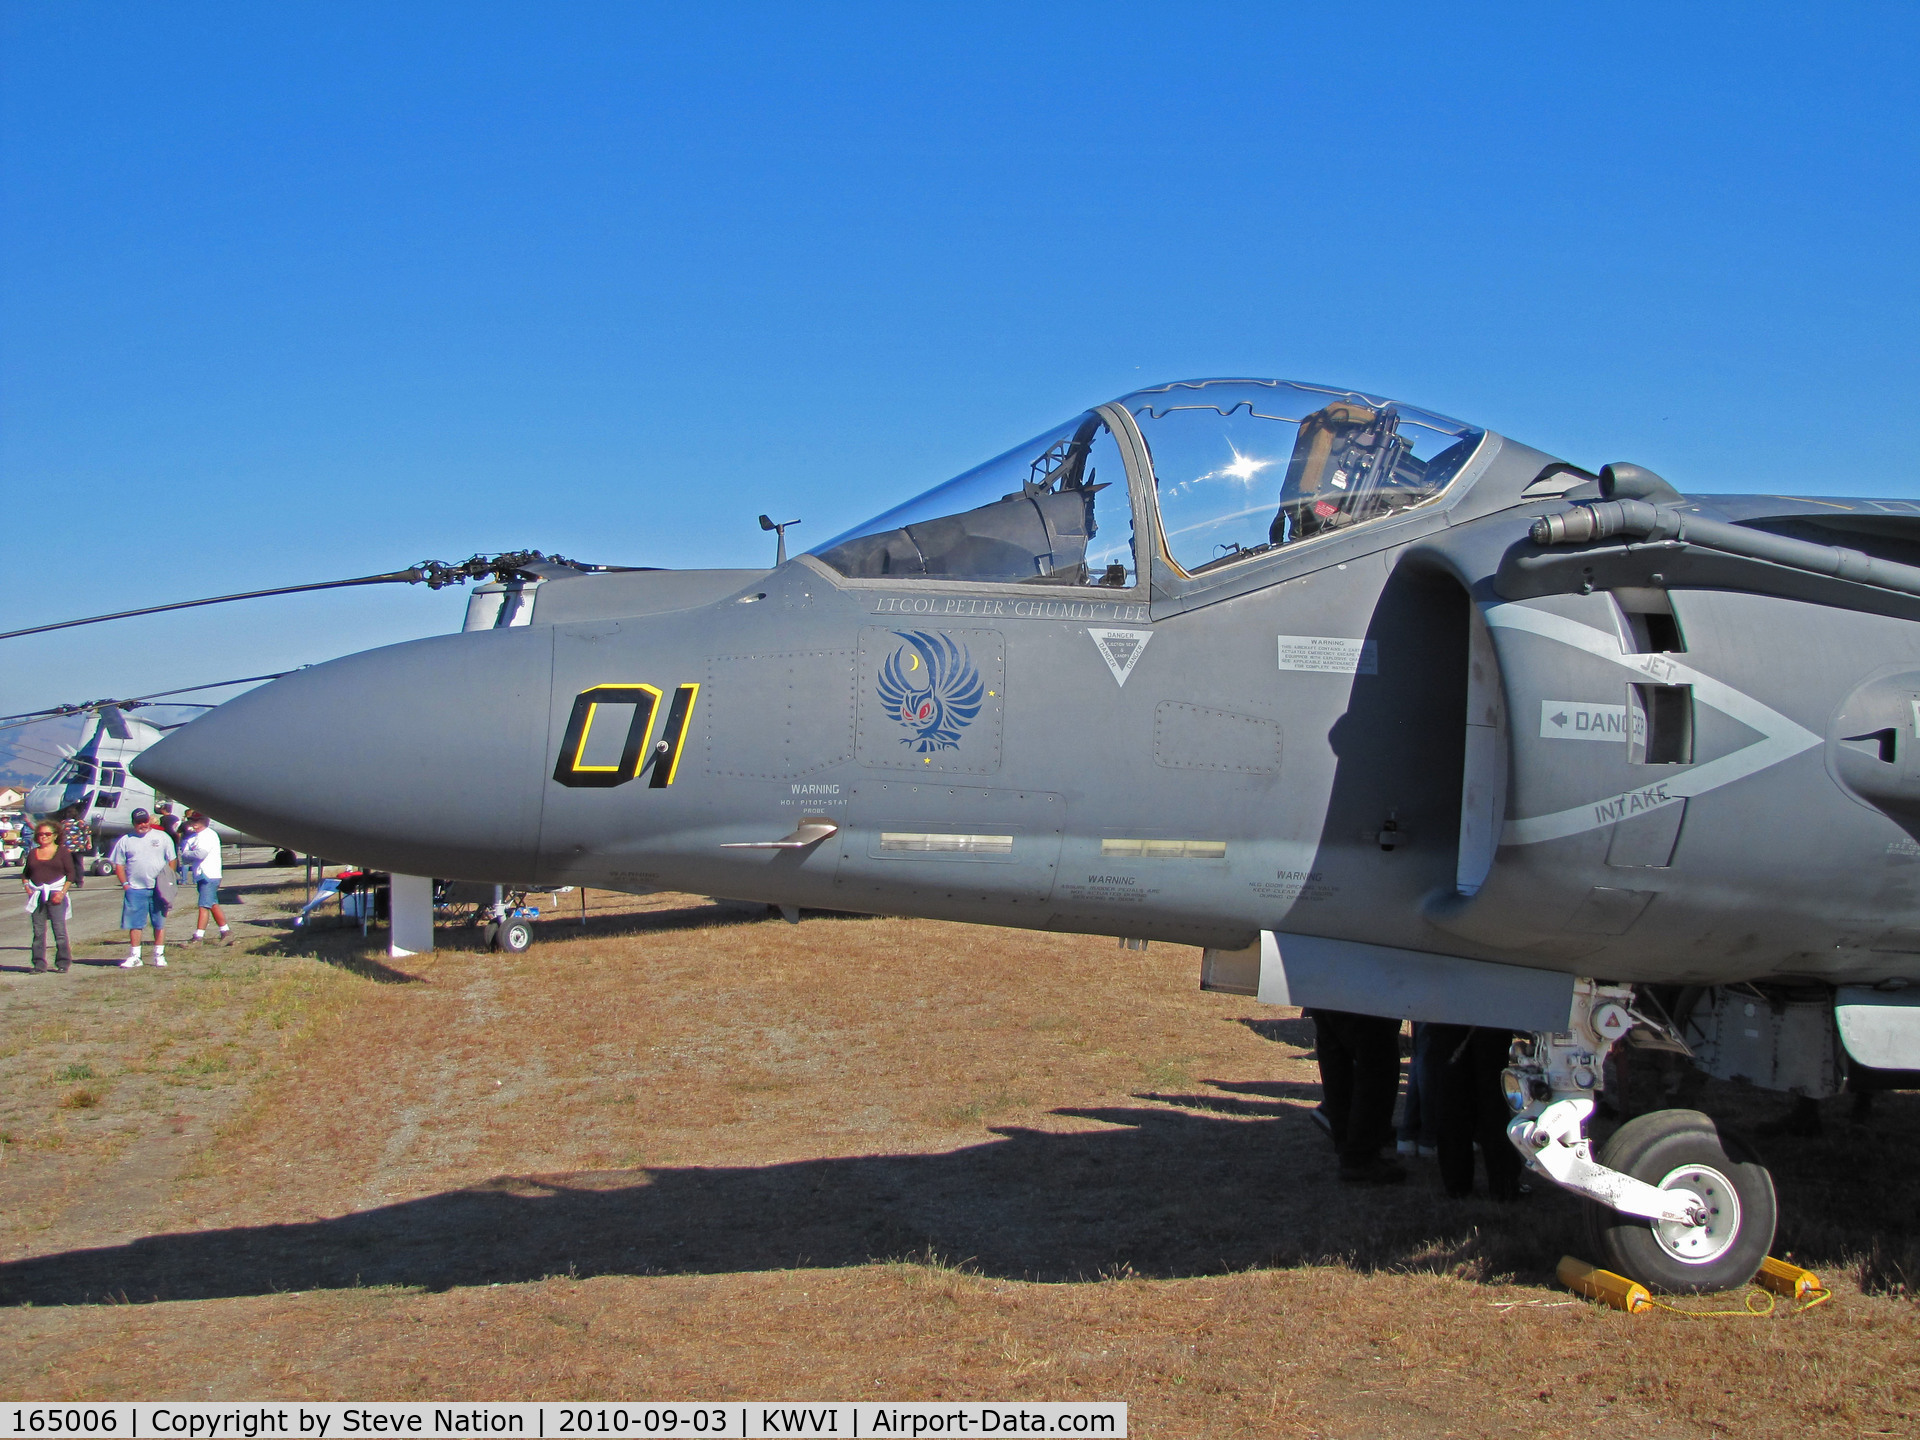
[758,514,802,566]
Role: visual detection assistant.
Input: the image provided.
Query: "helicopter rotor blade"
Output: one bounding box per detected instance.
[0,670,301,730]
[0,550,614,643]
[0,570,425,643]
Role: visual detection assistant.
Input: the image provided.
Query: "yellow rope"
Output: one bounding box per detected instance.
[1647,1287,1776,1319]
[1646,1285,1833,1319]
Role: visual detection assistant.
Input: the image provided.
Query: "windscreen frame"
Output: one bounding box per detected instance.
[1125,382,1492,601]
[797,400,1158,601]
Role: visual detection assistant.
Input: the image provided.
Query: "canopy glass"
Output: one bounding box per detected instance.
[810,378,1482,584]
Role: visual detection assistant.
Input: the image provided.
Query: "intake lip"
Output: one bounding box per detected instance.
[134,627,554,882]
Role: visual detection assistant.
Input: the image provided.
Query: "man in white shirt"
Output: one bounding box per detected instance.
[180,811,231,944]
[108,808,177,968]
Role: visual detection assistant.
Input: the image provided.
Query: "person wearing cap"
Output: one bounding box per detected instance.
[108,808,177,968]
[179,811,230,944]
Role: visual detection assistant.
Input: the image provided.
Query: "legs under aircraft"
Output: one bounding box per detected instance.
[1310,1008,1405,1183]
[1426,1025,1523,1201]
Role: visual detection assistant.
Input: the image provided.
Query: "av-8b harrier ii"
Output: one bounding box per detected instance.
[134,377,1920,1294]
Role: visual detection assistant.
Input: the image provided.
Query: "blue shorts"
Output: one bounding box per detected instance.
[195,876,222,907]
[120,887,171,931]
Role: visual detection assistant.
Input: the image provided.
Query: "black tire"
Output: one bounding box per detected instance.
[495,919,533,953]
[1583,1108,1776,1294]
[273,849,296,866]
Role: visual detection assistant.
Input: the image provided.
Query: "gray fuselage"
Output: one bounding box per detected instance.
[134,385,1920,991]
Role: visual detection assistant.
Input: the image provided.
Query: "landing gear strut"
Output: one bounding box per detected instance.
[1502,980,1777,1293]
[481,883,535,953]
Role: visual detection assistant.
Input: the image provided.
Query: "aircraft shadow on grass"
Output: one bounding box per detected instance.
[0,1101,1570,1306]
[3,1086,1910,1307]
[1236,1016,1318,1049]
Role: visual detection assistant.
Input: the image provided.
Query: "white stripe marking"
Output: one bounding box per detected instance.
[1484,604,1821,846]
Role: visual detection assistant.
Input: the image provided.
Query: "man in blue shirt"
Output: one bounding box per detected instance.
[108,808,177,968]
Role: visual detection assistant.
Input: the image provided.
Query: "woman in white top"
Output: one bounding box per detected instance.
[180,811,231,944]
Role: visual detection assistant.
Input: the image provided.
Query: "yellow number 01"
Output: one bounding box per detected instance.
[552,683,700,789]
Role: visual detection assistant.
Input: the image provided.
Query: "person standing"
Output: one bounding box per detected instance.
[20,821,82,972]
[1308,1007,1407,1184]
[1397,1021,1438,1159]
[108,807,176,968]
[154,804,183,886]
[60,810,92,865]
[1423,1024,1524,1201]
[179,811,231,944]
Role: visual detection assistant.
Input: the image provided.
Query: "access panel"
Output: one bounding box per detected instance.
[832,781,1061,921]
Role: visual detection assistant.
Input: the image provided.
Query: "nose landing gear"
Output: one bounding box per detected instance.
[476,883,538,953]
[490,916,534,953]
[1503,980,1778,1294]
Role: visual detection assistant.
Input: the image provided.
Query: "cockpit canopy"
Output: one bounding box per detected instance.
[1135,380,1483,576]
[812,411,1137,586]
[43,755,98,788]
[810,378,1484,586]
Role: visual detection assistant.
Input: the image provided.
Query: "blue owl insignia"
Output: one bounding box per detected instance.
[877,630,985,753]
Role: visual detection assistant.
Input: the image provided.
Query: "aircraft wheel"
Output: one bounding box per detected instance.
[1583,1108,1776,1294]
[273,848,296,866]
[492,919,533,954]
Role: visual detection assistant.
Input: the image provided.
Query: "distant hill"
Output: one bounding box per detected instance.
[1,705,216,790]
[0,714,84,789]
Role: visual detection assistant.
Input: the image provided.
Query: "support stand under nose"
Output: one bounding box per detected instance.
[389,873,435,958]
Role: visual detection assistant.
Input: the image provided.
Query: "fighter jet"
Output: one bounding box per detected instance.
[133,376,1920,1294]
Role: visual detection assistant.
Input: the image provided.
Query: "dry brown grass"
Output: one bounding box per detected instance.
[0,884,1914,1436]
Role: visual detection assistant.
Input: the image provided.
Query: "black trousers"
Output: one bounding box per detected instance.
[1424,1024,1522,1200]
[1311,1009,1402,1166]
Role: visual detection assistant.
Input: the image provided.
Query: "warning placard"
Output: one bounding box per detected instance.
[1539,699,1639,743]
[1277,636,1377,675]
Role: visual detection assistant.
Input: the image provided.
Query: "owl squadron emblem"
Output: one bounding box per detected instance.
[877,630,985,753]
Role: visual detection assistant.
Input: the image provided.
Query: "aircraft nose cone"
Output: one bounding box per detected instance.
[134,628,554,880]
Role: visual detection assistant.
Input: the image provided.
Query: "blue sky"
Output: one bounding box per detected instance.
[4,2,1919,760]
